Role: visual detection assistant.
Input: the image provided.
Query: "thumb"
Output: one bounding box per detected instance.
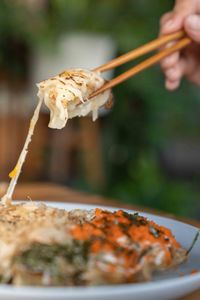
[184,15,200,43]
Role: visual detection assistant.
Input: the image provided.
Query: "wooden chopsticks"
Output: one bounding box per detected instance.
[90,31,191,98]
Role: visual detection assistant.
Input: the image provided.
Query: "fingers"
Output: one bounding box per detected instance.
[160,13,184,35]
[160,12,173,29]
[165,79,180,91]
[159,8,186,83]
[165,57,194,91]
[164,59,187,91]
[160,0,196,35]
[160,0,198,90]
[160,40,180,90]
[160,42,179,69]
[165,64,182,82]
[184,14,200,42]
[160,0,198,34]
[161,13,200,91]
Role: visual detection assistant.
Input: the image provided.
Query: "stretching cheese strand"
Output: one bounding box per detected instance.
[1,98,43,205]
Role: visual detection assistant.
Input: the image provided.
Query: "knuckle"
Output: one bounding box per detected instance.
[161,57,174,69]
[160,12,172,26]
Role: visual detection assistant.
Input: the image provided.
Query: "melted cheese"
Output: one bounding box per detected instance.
[1,98,43,205]
[1,68,111,205]
[9,164,19,179]
[37,68,111,129]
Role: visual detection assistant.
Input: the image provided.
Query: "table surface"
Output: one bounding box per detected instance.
[0,181,199,300]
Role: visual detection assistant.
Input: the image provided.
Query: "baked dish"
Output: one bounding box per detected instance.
[0,203,186,286]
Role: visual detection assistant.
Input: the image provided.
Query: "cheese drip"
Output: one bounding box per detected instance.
[1,98,43,205]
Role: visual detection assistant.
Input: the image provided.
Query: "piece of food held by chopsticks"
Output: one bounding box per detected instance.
[1,68,112,204]
[37,68,112,129]
[1,31,192,204]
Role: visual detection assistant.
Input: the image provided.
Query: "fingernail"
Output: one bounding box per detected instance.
[186,15,200,30]
[165,19,174,30]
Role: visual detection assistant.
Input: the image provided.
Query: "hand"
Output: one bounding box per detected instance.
[160,0,200,90]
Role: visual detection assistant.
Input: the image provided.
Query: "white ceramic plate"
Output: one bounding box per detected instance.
[1,201,200,300]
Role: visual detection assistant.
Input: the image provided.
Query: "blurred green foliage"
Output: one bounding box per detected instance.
[0,0,200,217]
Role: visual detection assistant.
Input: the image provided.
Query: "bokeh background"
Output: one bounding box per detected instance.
[0,0,200,218]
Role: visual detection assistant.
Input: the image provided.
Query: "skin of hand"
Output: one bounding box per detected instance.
[160,0,200,90]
